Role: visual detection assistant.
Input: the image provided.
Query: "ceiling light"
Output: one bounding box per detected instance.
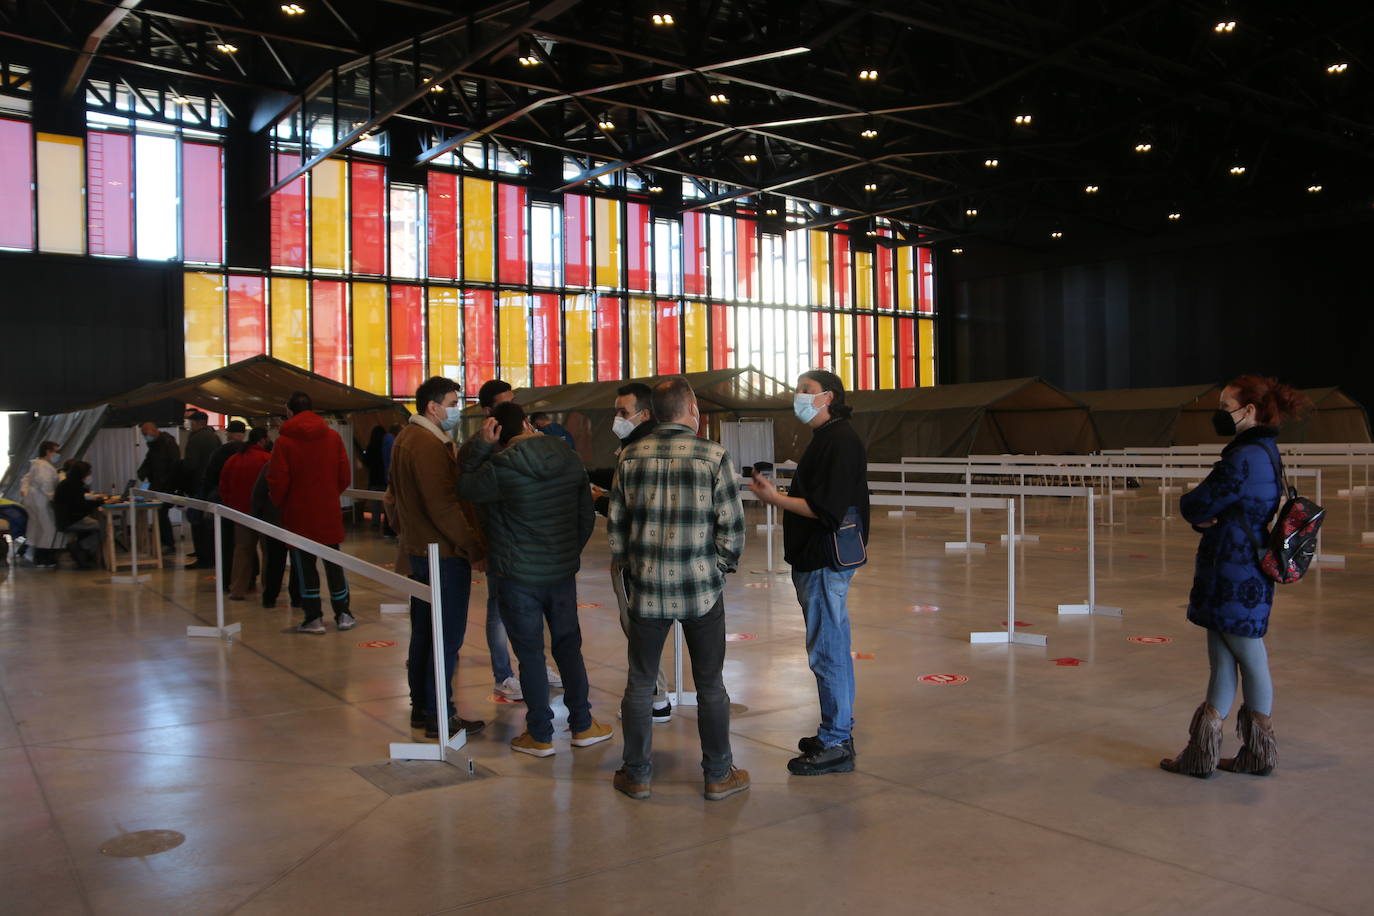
[1167,212,1181,220]
[648,184,663,194]
[651,13,675,26]
[858,69,879,81]
[864,182,878,192]
[281,3,305,14]
[518,54,541,66]
[765,208,779,216]
[984,158,999,167]
[1050,230,1063,239]
[1014,114,1032,125]
[964,208,978,217]
[597,116,615,130]
[1229,165,1246,175]
[215,42,238,54]
[1214,20,1236,33]
[860,128,879,139]
[951,247,964,254]
[516,158,529,168]
[708,92,729,104]
[865,229,878,237]
[1307,184,1323,193]
[1326,62,1348,73]
[742,153,758,163]
[171,95,190,105]
[429,82,444,93]
[1134,142,1152,152]
[1084,185,1099,193]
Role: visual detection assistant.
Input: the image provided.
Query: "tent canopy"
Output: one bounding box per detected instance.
[1069,383,1223,449]
[68,354,400,418]
[1281,388,1372,443]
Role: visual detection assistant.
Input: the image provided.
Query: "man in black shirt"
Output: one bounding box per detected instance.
[749,370,869,775]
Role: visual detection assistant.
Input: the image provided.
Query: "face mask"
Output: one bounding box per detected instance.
[793,393,820,424]
[1212,406,1245,437]
[612,416,636,440]
[49,453,62,465]
[440,405,462,431]
[145,435,156,444]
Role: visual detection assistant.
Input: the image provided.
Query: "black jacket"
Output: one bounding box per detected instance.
[54,477,102,530]
[137,432,181,492]
[782,417,870,572]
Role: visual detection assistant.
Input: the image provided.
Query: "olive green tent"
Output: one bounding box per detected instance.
[1069,384,1224,448]
[1280,388,1372,443]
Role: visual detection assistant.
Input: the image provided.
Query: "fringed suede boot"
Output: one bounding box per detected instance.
[1218,706,1277,776]
[1159,702,1222,778]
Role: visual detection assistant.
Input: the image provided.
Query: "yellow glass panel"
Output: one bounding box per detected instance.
[683,301,708,373]
[427,287,462,381]
[628,297,654,378]
[352,282,388,394]
[833,313,853,389]
[919,319,936,387]
[498,291,531,388]
[270,277,309,368]
[183,272,224,377]
[594,197,621,289]
[564,293,594,383]
[877,315,895,389]
[897,246,916,311]
[36,133,84,254]
[808,231,828,307]
[463,177,494,282]
[310,157,345,271]
[854,250,874,310]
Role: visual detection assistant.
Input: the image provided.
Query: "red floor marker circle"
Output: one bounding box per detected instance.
[744,582,770,589]
[918,673,969,685]
[999,621,1032,628]
[1052,657,1085,667]
[851,652,875,660]
[487,694,522,704]
[1128,554,1150,559]
[356,640,396,648]
[725,633,756,642]
[577,602,602,609]
[909,604,941,613]
[1054,547,1082,552]
[1127,635,1173,645]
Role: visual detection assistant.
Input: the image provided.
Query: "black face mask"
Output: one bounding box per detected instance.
[1212,407,1243,437]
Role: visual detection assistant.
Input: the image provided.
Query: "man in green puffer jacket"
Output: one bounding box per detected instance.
[458,401,611,758]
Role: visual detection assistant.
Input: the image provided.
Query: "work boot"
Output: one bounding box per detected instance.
[1218,706,1277,776]
[1159,702,1222,778]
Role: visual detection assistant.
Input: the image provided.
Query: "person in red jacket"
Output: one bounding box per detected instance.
[268,391,355,634]
[219,427,272,600]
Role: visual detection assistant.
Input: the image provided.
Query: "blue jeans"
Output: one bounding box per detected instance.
[407,555,472,719]
[486,590,515,682]
[792,566,858,746]
[492,574,591,742]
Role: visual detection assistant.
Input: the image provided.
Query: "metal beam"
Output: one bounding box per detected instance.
[61,0,141,102]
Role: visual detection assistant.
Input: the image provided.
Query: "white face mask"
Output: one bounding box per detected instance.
[439,404,462,431]
[793,393,820,424]
[612,416,636,440]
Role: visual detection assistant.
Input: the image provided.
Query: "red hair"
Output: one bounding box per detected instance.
[1225,375,1312,427]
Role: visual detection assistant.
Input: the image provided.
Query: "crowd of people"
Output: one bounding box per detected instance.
[4,371,1305,792]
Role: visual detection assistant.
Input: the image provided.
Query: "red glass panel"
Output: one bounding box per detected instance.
[656,299,681,374]
[898,318,917,388]
[531,293,562,387]
[625,202,650,291]
[683,211,706,296]
[917,245,935,314]
[311,280,348,382]
[0,119,32,250]
[352,161,386,275]
[390,285,424,398]
[182,142,223,263]
[876,238,894,310]
[711,303,731,370]
[813,311,833,370]
[498,183,528,285]
[87,131,132,257]
[831,230,850,309]
[227,275,266,361]
[271,153,306,268]
[857,313,875,390]
[596,295,623,380]
[563,194,591,287]
[425,171,457,279]
[735,218,758,301]
[463,288,495,395]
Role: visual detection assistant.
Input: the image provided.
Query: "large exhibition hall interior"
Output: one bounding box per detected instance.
[2,2,1373,914]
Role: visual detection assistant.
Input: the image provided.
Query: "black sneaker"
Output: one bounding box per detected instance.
[652,701,672,724]
[798,735,856,758]
[410,708,427,729]
[787,742,856,776]
[424,715,486,739]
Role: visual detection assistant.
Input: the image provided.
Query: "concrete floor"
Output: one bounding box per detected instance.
[2,490,1371,916]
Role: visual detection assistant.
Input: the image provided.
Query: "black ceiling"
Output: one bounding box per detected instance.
[3,0,1373,254]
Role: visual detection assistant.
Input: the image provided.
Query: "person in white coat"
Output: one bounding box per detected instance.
[20,440,65,568]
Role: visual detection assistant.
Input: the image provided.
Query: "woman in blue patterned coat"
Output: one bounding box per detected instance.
[1160,376,1309,778]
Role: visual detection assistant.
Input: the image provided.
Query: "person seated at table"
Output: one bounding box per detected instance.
[53,460,105,569]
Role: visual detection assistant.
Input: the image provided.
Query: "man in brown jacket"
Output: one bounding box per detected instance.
[389,376,486,740]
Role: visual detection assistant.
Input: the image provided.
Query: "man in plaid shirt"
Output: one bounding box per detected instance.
[607,376,749,801]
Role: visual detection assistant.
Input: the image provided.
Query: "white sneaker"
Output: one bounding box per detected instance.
[546,665,563,688]
[495,676,523,701]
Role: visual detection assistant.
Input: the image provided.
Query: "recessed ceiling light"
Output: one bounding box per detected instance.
[860,128,878,139]
[1307,184,1323,193]
[951,247,964,254]
[863,182,878,192]
[865,230,878,237]
[518,55,540,66]
[742,153,758,163]
[1084,185,1099,193]
[597,117,615,131]
[858,69,879,81]
[1134,142,1152,153]
[1050,230,1063,239]
[1014,114,1032,125]
[281,3,305,14]
[516,158,529,168]
[215,42,238,53]
[984,158,999,167]
[1168,212,1181,220]
[765,208,778,216]
[429,83,444,93]
[965,208,978,216]
[171,95,190,105]
[1326,62,1348,73]
[1214,20,1236,32]
[651,13,675,26]
[1229,165,1246,175]
[648,184,663,193]
[708,92,728,104]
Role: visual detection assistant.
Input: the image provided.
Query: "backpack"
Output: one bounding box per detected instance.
[1234,443,1325,584]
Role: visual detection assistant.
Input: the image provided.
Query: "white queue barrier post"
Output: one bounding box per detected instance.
[110,496,150,585]
[1312,469,1344,567]
[1058,493,1121,617]
[391,542,468,763]
[970,499,1046,647]
[186,507,242,640]
[671,620,697,708]
[946,463,984,551]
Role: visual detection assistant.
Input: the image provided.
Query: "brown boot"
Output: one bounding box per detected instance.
[1159,703,1222,778]
[1218,706,1276,776]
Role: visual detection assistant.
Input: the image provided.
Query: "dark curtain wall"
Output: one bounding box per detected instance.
[943,224,1374,413]
[0,254,184,413]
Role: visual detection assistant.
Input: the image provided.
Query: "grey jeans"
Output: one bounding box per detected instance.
[621,600,732,782]
[613,563,668,704]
